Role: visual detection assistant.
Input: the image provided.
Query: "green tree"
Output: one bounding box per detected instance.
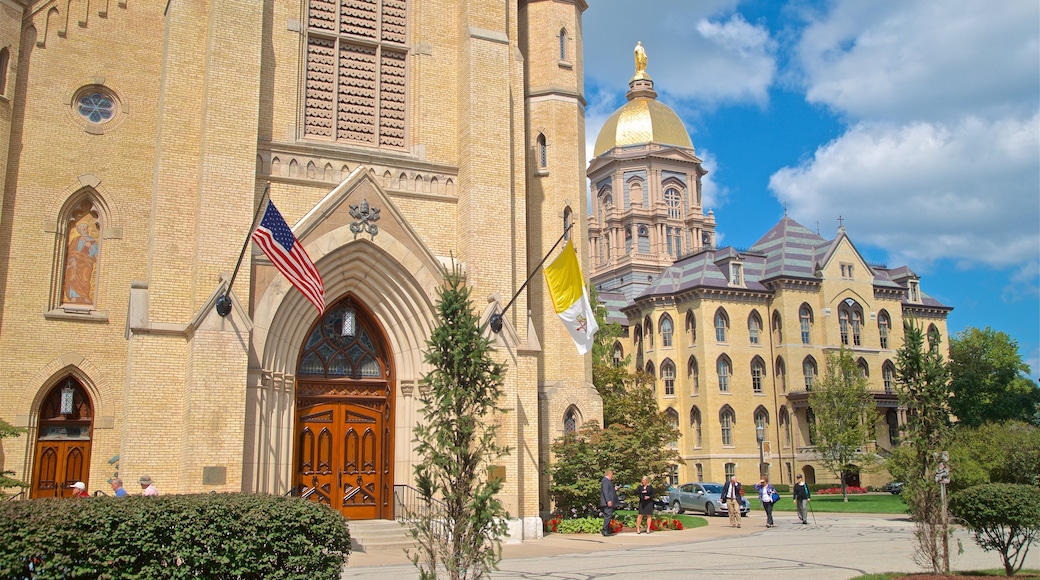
[948,421,1040,493]
[406,266,510,580]
[807,347,878,502]
[546,289,680,511]
[889,316,953,574]
[0,418,27,498]
[949,484,1040,577]
[949,327,1040,427]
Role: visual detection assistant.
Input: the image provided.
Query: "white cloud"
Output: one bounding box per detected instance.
[770,113,1040,269]
[582,2,777,107]
[1003,260,1040,304]
[796,0,1039,122]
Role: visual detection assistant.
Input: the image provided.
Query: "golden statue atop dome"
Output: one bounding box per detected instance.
[633,41,651,81]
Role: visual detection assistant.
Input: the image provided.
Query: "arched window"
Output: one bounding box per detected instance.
[803,356,817,391]
[666,408,679,448]
[644,316,654,349]
[754,406,769,431]
[645,360,655,378]
[563,406,578,435]
[558,28,567,60]
[883,361,895,394]
[714,308,729,342]
[60,196,104,308]
[720,406,735,445]
[886,410,900,445]
[690,406,702,447]
[629,180,644,207]
[537,134,547,169]
[748,310,762,344]
[806,408,818,445]
[687,356,699,395]
[0,47,9,96]
[799,305,813,344]
[685,310,696,344]
[772,311,783,344]
[775,356,787,393]
[779,407,791,447]
[562,206,572,241]
[660,314,674,347]
[603,193,613,211]
[633,323,643,350]
[857,358,869,378]
[612,342,624,367]
[751,357,765,394]
[717,355,731,392]
[878,311,891,348]
[661,359,676,396]
[839,299,863,346]
[927,324,940,350]
[665,187,682,219]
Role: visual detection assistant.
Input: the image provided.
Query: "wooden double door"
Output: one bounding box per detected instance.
[31,379,93,498]
[294,391,393,520]
[293,298,394,520]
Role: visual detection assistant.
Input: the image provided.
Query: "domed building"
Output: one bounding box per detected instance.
[587,48,716,300]
[588,46,951,490]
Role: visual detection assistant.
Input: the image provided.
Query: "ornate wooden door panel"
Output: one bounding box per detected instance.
[293,298,395,520]
[31,441,90,498]
[31,379,93,499]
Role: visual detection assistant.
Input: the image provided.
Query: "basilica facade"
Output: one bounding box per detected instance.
[587,59,952,489]
[0,0,600,539]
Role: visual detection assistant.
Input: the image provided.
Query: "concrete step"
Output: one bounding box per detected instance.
[349,519,417,553]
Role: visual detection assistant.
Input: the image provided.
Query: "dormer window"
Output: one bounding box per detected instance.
[730,263,743,286]
[908,280,920,303]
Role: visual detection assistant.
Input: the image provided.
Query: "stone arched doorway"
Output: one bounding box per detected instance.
[293,295,395,520]
[801,465,816,485]
[31,378,93,498]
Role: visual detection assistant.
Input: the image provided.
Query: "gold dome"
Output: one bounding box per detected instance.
[593,96,693,157]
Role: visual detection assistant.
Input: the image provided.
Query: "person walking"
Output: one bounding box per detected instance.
[755,476,778,528]
[110,477,128,497]
[600,469,619,536]
[793,473,811,524]
[139,475,159,496]
[720,475,743,528]
[635,476,655,534]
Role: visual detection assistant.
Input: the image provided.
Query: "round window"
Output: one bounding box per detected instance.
[75,87,117,124]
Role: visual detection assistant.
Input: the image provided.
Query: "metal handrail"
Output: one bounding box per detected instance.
[4,489,27,501]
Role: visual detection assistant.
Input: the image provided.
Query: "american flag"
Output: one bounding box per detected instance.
[252,200,325,313]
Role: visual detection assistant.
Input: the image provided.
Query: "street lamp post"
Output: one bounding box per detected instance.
[756,424,766,477]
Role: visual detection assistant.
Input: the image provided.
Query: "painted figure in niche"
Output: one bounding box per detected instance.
[64,219,99,305]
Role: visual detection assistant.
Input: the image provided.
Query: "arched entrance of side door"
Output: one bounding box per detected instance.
[294,296,395,520]
[31,378,94,498]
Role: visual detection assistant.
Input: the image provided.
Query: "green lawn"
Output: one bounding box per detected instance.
[749,493,908,514]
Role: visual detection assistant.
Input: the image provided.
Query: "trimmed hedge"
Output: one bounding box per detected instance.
[0,493,350,580]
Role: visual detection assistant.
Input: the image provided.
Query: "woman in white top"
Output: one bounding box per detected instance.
[754,476,777,527]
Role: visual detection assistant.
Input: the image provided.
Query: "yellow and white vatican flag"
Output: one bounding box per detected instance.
[544,239,599,355]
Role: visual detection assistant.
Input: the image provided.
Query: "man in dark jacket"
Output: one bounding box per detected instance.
[720,475,743,528]
[793,473,812,524]
[600,469,619,536]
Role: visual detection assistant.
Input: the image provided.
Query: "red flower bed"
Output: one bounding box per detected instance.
[816,486,868,495]
[544,515,562,533]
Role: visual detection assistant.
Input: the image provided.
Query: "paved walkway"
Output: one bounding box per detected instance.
[342,512,1012,579]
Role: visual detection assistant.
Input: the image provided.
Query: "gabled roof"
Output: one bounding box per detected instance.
[597,291,630,326]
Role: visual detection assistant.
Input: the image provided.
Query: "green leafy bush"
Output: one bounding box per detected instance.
[556,517,607,534]
[949,484,1040,577]
[0,493,350,580]
[772,484,790,493]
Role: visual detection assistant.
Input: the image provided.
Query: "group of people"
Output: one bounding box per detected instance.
[599,470,813,535]
[68,475,159,498]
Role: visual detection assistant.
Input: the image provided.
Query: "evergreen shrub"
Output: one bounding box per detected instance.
[0,493,350,580]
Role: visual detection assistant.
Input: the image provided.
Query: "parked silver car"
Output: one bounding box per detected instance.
[668,482,751,517]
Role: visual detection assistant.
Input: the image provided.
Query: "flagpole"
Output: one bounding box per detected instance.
[216,183,271,317]
[486,223,574,334]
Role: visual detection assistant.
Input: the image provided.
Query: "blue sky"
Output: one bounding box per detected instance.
[581,0,1040,380]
